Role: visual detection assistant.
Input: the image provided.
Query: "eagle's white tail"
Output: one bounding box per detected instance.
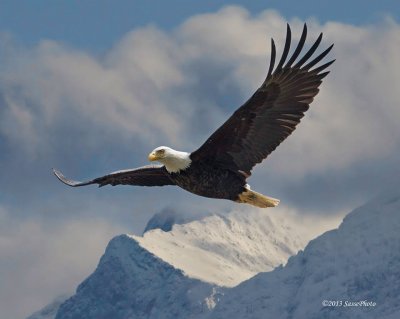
[236,189,280,208]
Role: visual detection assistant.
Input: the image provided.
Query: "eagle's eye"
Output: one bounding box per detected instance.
[156,149,165,156]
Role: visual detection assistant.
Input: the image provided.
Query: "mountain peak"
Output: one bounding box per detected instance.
[55,234,218,319]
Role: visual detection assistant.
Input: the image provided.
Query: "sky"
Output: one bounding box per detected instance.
[1,1,400,318]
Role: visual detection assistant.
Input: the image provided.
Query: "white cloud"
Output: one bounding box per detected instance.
[0,33,188,155]
[175,7,400,178]
[0,207,127,319]
[1,6,400,318]
[2,6,399,177]
[260,20,400,177]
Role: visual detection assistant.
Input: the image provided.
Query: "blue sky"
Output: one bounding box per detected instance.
[1,0,399,51]
[1,1,400,318]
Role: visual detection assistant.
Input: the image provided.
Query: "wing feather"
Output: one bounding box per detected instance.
[191,23,334,176]
[285,24,307,68]
[53,165,174,188]
[266,39,276,78]
[274,24,291,72]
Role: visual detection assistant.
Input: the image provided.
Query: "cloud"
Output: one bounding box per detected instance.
[2,6,399,176]
[264,19,400,177]
[177,7,400,178]
[0,36,185,154]
[0,206,127,319]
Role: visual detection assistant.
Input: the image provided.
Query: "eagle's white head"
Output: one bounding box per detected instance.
[148,146,191,173]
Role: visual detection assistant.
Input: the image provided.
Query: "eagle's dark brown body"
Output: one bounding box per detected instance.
[170,160,246,200]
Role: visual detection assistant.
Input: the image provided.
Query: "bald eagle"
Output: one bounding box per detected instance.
[54,24,334,208]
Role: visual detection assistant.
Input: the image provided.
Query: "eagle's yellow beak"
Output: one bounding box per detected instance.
[148,152,158,161]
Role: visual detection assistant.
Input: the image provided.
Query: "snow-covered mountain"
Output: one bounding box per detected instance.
[28,192,400,319]
[210,193,400,319]
[32,208,313,319]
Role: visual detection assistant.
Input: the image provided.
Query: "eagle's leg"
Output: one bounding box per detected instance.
[235,187,280,208]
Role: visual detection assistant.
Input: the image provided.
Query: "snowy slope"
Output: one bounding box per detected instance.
[54,235,218,319]
[134,209,311,287]
[210,193,400,319]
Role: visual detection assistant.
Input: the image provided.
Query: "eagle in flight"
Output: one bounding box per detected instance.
[54,24,334,208]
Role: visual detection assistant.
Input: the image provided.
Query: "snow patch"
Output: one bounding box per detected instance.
[133,209,320,287]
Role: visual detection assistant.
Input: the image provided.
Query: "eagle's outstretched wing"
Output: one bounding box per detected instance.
[191,24,334,176]
[53,165,175,187]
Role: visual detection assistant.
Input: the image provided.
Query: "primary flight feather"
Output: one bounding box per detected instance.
[54,24,334,208]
